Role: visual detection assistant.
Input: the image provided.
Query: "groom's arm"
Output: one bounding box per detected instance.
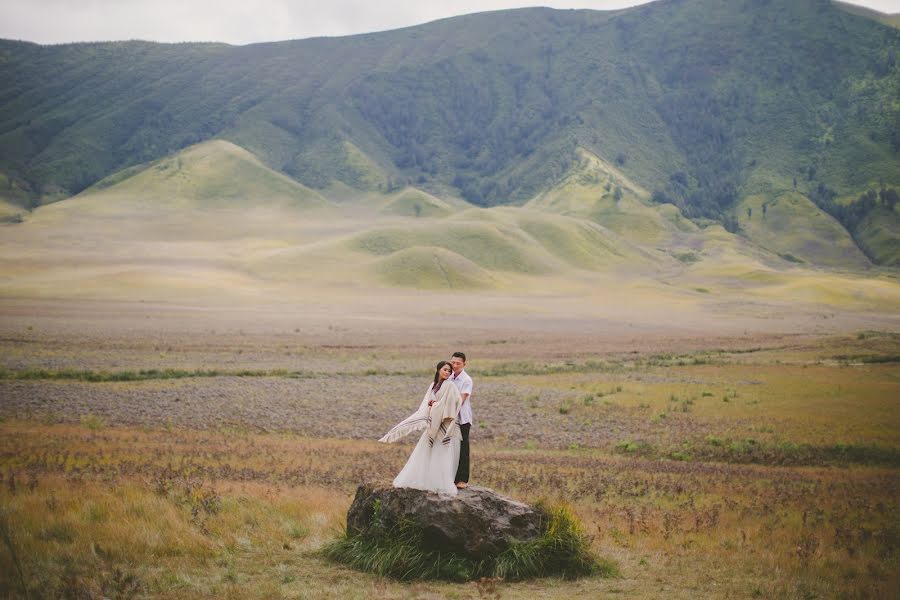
[459,376,472,406]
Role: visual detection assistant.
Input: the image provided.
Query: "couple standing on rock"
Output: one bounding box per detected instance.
[379,352,473,496]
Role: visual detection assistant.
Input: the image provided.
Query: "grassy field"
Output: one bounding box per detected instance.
[0,312,897,599]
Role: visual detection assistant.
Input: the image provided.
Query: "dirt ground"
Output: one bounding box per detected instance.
[2,297,897,453]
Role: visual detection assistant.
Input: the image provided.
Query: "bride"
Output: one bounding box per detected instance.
[379,361,463,496]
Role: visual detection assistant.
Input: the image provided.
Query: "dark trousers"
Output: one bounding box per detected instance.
[455,423,471,484]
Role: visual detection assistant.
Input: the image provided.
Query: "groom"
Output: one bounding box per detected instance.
[449,351,473,489]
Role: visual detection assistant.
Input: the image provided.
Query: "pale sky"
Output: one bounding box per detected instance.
[1,0,898,46]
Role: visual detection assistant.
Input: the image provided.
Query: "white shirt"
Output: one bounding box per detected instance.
[450,369,474,425]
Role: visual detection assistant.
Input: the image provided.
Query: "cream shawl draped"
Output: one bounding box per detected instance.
[379,380,463,446]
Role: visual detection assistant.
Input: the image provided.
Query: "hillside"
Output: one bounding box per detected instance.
[0,0,897,215]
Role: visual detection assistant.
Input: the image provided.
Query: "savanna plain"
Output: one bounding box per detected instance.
[0,298,897,600]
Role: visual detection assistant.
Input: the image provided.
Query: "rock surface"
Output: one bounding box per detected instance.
[347,482,545,560]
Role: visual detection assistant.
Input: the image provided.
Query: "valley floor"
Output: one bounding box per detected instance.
[0,298,897,599]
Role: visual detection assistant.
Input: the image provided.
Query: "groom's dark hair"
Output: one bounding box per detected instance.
[451,351,466,363]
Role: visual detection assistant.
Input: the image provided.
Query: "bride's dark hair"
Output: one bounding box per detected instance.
[432,360,451,390]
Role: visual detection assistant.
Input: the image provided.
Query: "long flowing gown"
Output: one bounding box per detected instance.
[379,381,462,496]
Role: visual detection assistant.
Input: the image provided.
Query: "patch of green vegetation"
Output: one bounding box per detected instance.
[322,501,613,581]
[493,502,616,580]
[0,198,25,222]
[614,440,650,455]
[674,252,699,264]
[480,359,614,377]
[854,206,900,266]
[779,253,804,263]
[79,414,107,430]
[323,518,476,581]
[830,353,900,364]
[340,141,388,190]
[660,438,900,467]
[0,213,23,224]
[0,367,292,382]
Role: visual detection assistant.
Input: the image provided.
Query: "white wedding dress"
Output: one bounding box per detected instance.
[380,381,462,496]
[393,425,461,495]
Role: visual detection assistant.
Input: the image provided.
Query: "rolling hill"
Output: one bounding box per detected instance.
[80,140,331,211]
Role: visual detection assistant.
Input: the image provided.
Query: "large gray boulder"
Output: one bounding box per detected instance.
[347,482,545,560]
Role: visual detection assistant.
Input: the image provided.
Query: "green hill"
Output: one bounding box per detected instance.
[374,246,496,289]
[736,192,870,269]
[525,149,689,244]
[379,188,453,218]
[855,206,900,266]
[62,140,331,212]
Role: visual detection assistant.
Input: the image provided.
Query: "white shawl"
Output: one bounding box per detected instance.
[379,380,463,446]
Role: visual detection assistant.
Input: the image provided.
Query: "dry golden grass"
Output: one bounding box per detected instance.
[1,389,896,599]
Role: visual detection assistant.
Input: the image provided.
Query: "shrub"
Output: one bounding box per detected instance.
[80,414,107,430]
[614,440,646,454]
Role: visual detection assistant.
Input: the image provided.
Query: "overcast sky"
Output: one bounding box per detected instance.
[1,0,898,46]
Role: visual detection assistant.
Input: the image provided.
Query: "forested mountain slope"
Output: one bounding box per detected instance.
[0,0,897,232]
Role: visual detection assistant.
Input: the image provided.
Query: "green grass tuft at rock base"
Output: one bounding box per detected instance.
[321,500,616,582]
